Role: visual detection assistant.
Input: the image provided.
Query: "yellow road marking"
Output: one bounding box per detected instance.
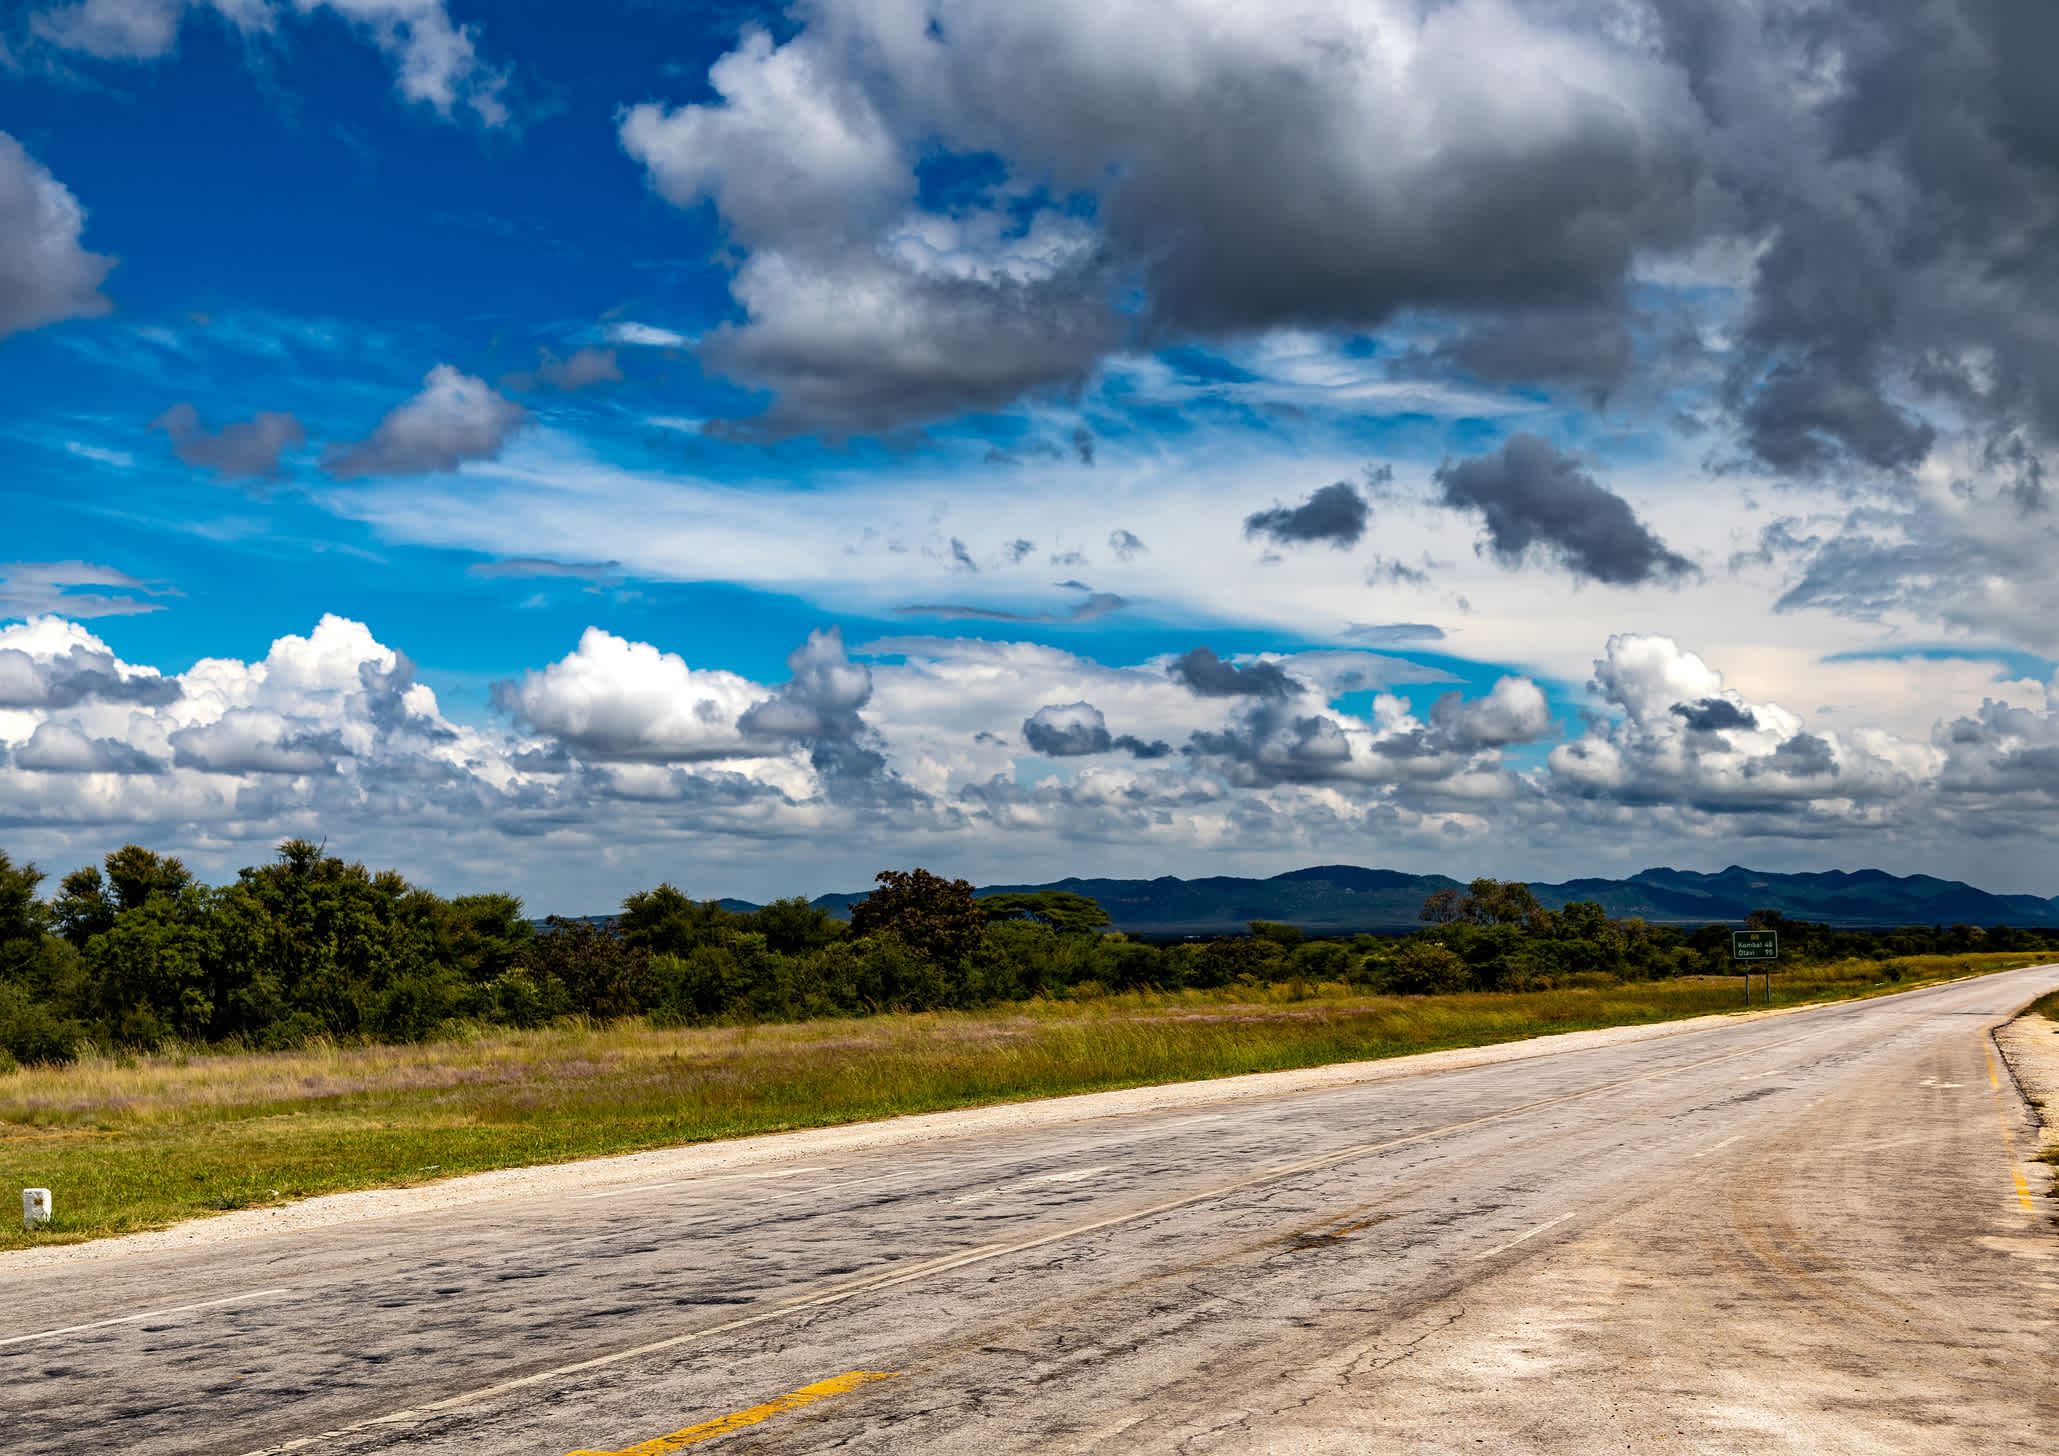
[1984,1044,2038,1214]
[565,1372,897,1456]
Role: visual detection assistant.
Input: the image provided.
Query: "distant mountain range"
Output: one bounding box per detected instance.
[707,864,2059,936]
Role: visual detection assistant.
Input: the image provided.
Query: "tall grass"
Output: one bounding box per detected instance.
[1,953,2039,1249]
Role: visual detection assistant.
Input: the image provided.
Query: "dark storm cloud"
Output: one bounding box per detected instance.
[1673,697,1758,732]
[619,2,1704,437]
[1748,732,1839,778]
[1022,702,1111,756]
[1107,530,1147,561]
[1399,302,1637,403]
[1020,700,1175,761]
[1168,646,1302,699]
[150,402,307,480]
[1434,434,1693,586]
[1243,480,1369,549]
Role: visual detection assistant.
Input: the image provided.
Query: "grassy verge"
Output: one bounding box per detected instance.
[2,952,2042,1250]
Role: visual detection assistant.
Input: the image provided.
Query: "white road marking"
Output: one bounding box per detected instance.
[1471,1212,1574,1261]
[0,1288,290,1348]
[1691,1136,1743,1159]
[947,1166,1115,1204]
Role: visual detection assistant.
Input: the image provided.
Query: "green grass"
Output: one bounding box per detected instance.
[2,953,2043,1250]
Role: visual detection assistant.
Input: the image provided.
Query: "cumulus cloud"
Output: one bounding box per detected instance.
[1429,676,1551,748]
[12,720,165,774]
[9,613,2059,901]
[0,620,179,707]
[1243,480,1369,549]
[0,131,114,340]
[1022,700,1111,757]
[619,0,1703,436]
[1020,699,1170,760]
[1434,434,1693,586]
[1545,634,1908,815]
[29,0,509,125]
[492,628,766,763]
[323,365,525,479]
[150,401,306,479]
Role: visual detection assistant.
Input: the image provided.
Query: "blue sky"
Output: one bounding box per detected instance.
[6,0,2059,909]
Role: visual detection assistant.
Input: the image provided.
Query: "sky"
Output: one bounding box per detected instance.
[5,0,2059,911]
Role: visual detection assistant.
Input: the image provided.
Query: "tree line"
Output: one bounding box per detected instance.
[1,842,2050,1067]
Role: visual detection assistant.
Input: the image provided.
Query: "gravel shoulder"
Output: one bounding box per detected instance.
[1995,1009,2059,1157]
[3,1001,1809,1272]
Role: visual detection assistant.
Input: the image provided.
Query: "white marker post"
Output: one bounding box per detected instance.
[22,1188,51,1230]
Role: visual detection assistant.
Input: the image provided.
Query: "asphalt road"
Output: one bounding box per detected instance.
[9,968,2059,1455]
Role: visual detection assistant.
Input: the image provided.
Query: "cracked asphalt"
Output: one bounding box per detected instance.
[7,966,2059,1455]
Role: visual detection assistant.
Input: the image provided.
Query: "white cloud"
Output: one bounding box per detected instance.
[0,132,115,341]
[492,627,773,764]
[4,613,2059,906]
[323,364,525,478]
[29,0,508,125]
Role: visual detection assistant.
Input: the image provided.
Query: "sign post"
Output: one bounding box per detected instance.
[1732,929,1778,1004]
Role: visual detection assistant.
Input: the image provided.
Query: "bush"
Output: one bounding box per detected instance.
[1387,942,1470,995]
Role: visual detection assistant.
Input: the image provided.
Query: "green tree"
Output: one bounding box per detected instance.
[619,884,734,955]
[979,890,1112,935]
[849,869,984,967]
[736,896,847,955]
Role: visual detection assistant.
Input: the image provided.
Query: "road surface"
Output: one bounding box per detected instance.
[7,967,2059,1454]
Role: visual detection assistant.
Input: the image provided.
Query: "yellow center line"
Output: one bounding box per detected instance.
[565,1371,898,1456]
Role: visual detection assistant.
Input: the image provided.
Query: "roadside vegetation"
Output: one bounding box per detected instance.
[1,839,2050,1247]
[6,842,2054,1069]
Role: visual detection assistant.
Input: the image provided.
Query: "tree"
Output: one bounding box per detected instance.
[738,896,847,955]
[619,884,734,955]
[0,851,46,951]
[979,891,1112,935]
[1459,878,1542,926]
[849,869,984,967]
[1419,888,1462,924]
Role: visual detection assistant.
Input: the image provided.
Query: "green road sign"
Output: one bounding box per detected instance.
[1732,929,1779,961]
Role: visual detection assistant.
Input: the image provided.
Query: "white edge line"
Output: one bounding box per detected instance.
[1470,1212,1574,1262]
[0,1287,290,1348]
[1691,1135,1744,1160]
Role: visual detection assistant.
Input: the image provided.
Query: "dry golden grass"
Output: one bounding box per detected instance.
[2,953,2041,1249]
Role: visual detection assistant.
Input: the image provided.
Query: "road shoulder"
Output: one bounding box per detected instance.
[1995,1010,2059,1159]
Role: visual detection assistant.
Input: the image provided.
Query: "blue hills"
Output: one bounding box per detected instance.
[704,864,2059,936]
